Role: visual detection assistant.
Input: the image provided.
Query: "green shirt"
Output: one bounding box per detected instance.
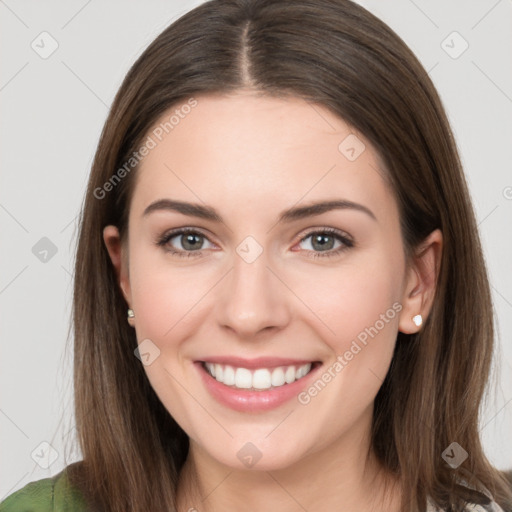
[0,467,89,512]
[1,467,507,511]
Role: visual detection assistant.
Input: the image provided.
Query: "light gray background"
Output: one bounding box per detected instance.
[1,0,511,500]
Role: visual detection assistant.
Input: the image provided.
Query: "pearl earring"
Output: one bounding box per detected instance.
[127,308,135,319]
[412,314,422,327]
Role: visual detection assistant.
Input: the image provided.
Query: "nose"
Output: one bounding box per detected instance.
[215,248,291,339]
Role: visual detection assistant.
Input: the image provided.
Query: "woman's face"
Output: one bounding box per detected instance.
[104,90,438,472]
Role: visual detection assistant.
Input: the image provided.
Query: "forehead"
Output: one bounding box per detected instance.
[130,92,397,226]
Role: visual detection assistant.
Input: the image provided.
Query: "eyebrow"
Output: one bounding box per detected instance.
[142,198,377,223]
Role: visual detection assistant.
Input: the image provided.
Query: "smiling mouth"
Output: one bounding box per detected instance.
[200,361,322,391]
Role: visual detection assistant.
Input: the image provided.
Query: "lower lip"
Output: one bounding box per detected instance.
[194,361,322,412]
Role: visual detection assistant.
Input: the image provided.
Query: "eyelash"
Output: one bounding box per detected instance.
[155,227,354,259]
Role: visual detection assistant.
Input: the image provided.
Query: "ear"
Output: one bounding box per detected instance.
[103,225,132,319]
[398,228,443,334]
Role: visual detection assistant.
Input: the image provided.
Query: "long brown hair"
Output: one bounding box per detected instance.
[66,0,512,510]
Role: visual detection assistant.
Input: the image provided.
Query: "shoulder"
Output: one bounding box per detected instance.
[426,468,511,512]
[0,465,90,512]
[426,495,508,512]
[427,501,507,511]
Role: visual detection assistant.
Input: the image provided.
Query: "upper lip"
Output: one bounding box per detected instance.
[197,356,320,370]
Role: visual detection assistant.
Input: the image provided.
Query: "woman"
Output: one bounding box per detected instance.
[1,0,511,511]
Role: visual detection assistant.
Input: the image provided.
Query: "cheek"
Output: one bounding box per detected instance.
[291,256,401,385]
[130,275,182,341]
[127,239,213,337]
[289,270,400,429]
[127,257,208,426]
[296,255,399,335]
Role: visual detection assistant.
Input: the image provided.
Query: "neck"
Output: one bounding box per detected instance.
[176,410,402,512]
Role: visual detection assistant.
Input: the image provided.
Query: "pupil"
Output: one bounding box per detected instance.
[313,234,333,251]
[183,234,201,250]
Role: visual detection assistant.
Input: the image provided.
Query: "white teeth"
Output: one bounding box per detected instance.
[252,369,272,390]
[234,368,252,388]
[206,362,215,376]
[203,362,313,390]
[285,366,296,383]
[214,363,223,381]
[271,367,285,387]
[297,364,309,379]
[223,365,235,385]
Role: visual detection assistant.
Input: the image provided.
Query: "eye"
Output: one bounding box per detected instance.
[155,226,354,259]
[156,228,215,258]
[295,228,354,259]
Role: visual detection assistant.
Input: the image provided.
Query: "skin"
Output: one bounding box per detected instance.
[103,90,442,512]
